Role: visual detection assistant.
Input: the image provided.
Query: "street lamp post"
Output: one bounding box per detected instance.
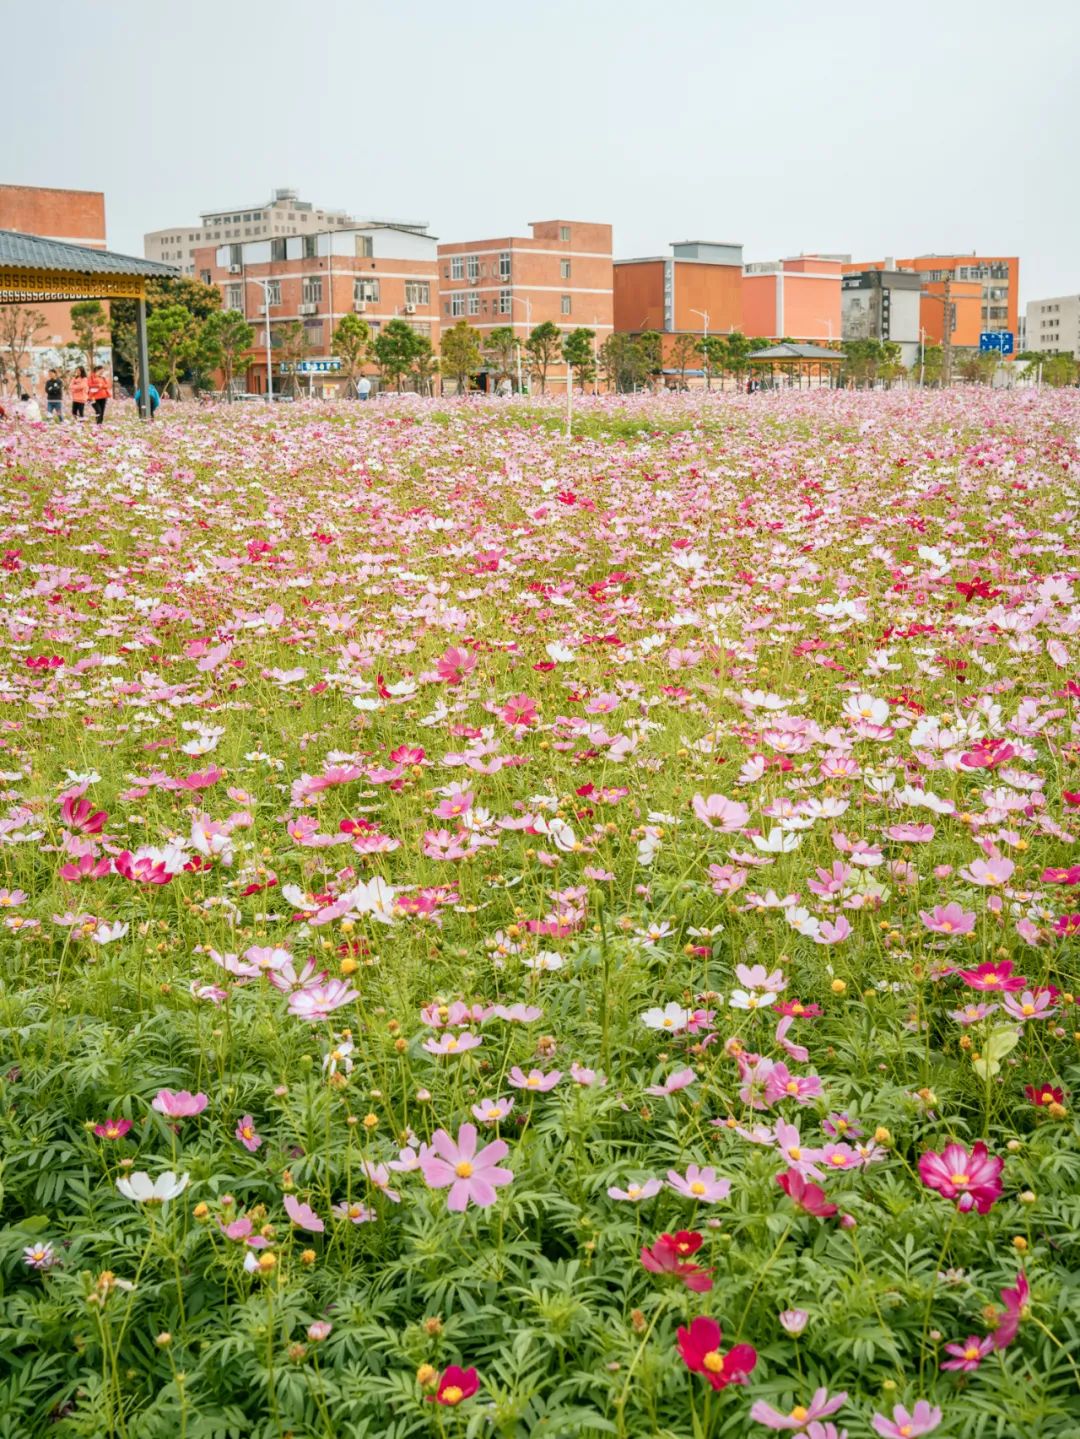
[511,295,532,393]
[245,275,274,403]
[689,308,710,390]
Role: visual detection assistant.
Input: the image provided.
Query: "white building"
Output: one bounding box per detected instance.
[1025,294,1080,357]
[144,187,426,277]
[841,267,922,369]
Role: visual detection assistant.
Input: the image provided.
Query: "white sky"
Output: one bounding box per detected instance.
[6,0,1079,305]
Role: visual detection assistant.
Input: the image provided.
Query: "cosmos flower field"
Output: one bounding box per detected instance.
[2,390,1080,1439]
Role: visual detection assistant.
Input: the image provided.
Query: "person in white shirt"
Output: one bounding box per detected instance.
[18,392,42,422]
[357,376,372,401]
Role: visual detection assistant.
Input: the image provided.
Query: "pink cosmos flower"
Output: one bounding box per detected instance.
[871,1401,942,1437]
[507,1066,561,1092]
[959,856,1014,887]
[691,793,749,832]
[919,902,976,936]
[778,1309,809,1336]
[423,1031,483,1056]
[941,1334,992,1371]
[360,1161,400,1202]
[990,1269,1029,1350]
[640,1230,714,1292]
[776,1168,838,1219]
[607,1178,662,1202]
[152,1089,208,1119]
[235,1115,263,1152]
[287,979,359,1020]
[418,1122,513,1211]
[332,1200,377,1224]
[1002,988,1057,1022]
[677,1316,757,1392]
[219,1216,269,1248]
[283,1194,325,1232]
[499,693,538,727]
[471,1096,515,1124]
[818,1142,861,1173]
[667,1164,732,1203]
[645,1067,696,1097]
[94,1118,133,1140]
[750,1386,847,1430]
[918,1140,1003,1213]
[764,1063,823,1106]
[956,960,1026,992]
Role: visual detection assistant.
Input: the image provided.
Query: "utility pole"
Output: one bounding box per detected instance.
[941,275,953,389]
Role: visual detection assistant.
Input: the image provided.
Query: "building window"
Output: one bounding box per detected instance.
[303,235,317,259]
[404,281,430,305]
[560,259,571,279]
[467,293,480,316]
[356,235,373,258]
[200,270,211,285]
[225,285,243,311]
[407,320,432,337]
[354,278,380,303]
[303,320,323,347]
[498,288,512,315]
[450,294,467,317]
[265,280,281,306]
[229,244,243,267]
[451,256,464,281]
[560,226,571,242]
[560,295,572,315]
[466,255,479,281]
[498,251,511,281]
[303,277,323,304]
[271,238,287,261]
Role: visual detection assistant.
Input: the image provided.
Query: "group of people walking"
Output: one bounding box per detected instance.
[65,365,112,423]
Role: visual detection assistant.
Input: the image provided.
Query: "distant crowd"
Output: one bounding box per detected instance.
[0,364,123,424]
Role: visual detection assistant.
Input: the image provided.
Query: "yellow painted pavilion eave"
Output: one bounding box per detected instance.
[0,267,148,304]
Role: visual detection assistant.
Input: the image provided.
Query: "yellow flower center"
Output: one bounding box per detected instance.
[984,975,1000,986]
[789,1147,802,1160]
[690,1181,706,1195]
[628,1185,642,1199]
[702,1351,725,1374]
[446,1037,458,1050]
[455,1161,473,1178]
[1021,1004,1034,1016]
[941,921,953,932]
[242,1127,253,1139]
[662,1018,674,1028]
[490,1106,504,1118]
[950,1172,970,1186]
[442,1385,463,1405]
[786,1080,799,1094]
[964,1345,980,1360]
[900,1427,913,1438]
[830,1153,846,1165]
[791,1407,809,1423]
[834,1119,848,1132]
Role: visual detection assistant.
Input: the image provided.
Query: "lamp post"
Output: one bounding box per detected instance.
[511,294,532,393]
[689,308,710,390]
[245,275,275,403]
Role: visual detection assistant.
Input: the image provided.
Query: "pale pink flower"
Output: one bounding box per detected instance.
[419,1122,513,1211]
[667,1164,732,1203]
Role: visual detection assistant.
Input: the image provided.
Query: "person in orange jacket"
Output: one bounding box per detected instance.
[70,366,89,419]
[87,365,112,425]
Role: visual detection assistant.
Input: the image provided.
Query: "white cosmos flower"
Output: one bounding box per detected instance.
[545,643,576,663]
[116,1171,190,1203]
[91,921,129,946]
[340,876,400,924]
[641,1002,691,1032]
[752,828,802,853]
[522,951,564,972]
[785,907,822,939]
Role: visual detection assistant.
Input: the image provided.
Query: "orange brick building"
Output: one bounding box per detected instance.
[742,255,844,343]
[198,224,440,394]
[438,220,613,389]
[843,255,1020,351]
[0,184,108,386]
[614,242,743,373]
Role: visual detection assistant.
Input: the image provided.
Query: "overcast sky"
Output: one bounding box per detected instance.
[6,0,1079,303]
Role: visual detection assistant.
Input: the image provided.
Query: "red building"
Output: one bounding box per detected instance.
[614,241,744,369]
[742,255,844,344]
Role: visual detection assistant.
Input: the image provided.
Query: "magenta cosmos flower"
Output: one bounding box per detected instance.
[956,959,1026,992]
[871,1400,942,1437]
[94,1118,133,1140]
[676,1316,756,1392]
[941,1334,992,1371]
[419,1122,513,1211]
[750,1386,847,1430]
[918,1141,1003,1214]
[152,1089,208,1119]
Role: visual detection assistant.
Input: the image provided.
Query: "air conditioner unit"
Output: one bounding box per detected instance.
[298,302,317,315]
[470,276,479,285]
[259,304,268,315]
[354,300,368,313]
[404,303,416,314]
[228,264,242,274]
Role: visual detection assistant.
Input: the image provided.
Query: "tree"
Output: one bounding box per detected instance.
[0,304,45,396]
[373,318,423,392]
[110,277,221,387]
[720,331,757,387]
[203,310,256,399]
[70,301,109,373]
[637,331,664,389]
[273,321,312,397]
[697,335,727,390]
[920,344,944,386]
[525,321,563,394]
[439,321,484,394]
[599,333,651,393]
[485,326,519,390]
[412,334,439,396]
[146,304,202,398]
[841,338,885,388]
[669,333,698,389]
[562,328,596,392]
[330,313,372,397]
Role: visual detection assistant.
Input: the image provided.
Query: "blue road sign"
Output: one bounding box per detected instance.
[979,331,1014,355]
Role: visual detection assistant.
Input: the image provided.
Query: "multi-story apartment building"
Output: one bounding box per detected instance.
[145,188,422,277]
[197,223,439,394]
[841,266,923,368]
[614,241,743,370]
[0,184,110,384]
[437,220,613,388]
[742,255,845,343]
[845,254,1020,352]
[1025,295,1080,358]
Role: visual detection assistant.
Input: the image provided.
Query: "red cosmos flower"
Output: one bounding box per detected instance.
[1053,914,1080,936]
[676,1317,757,1391]
[956,960,1026,992]
[959,738,1016,770]
[1041,866,1080,885]
[918,1141,1003,1214]
[499,693,538,727]
[60,796,108,835]
[1062,792,1080,808]
[776,1167,838,1219]
[1025,1084,1064,1108]
[640,1231,714,1292]
[774,999,823,1019]
[429,1366,479,1406]
[990,1270,1030,1350]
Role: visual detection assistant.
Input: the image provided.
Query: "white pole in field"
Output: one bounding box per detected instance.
[566,357,573,438]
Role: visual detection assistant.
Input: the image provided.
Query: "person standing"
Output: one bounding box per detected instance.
[71,367,89,419]
[45,370,63,420]
[88,365,112,424]
[357,375,371,402]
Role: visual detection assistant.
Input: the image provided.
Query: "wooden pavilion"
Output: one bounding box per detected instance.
[0,230,177,418]
[748,342,843,389]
